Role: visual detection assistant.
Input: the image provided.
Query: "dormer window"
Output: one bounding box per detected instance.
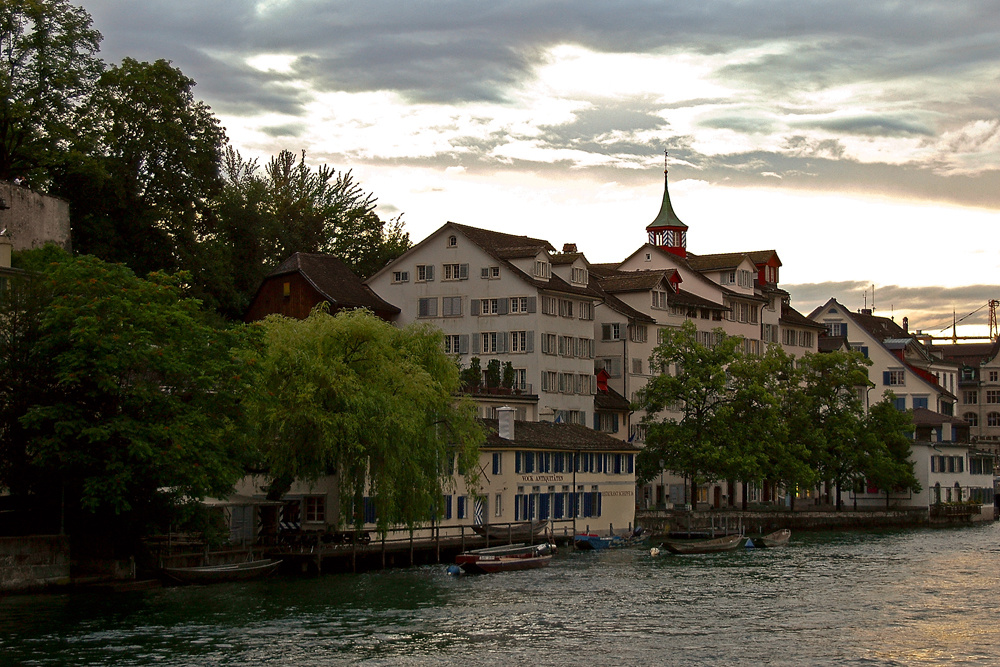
[571,267,588,284]
[533,260,550,279]
[448,235,457,247]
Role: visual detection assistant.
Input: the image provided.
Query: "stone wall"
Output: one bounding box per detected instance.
[0,535,71,593]
[0,182,71,253]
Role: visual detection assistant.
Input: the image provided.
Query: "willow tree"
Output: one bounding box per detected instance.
[242,308,483,534]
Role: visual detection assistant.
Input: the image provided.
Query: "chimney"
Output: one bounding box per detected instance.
[498,406,515,440]
[562,243,577,253]
[902,316,908,332]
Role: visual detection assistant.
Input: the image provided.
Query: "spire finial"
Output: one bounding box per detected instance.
[664,149,668,174]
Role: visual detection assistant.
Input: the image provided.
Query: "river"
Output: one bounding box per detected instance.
[2,523,999,666]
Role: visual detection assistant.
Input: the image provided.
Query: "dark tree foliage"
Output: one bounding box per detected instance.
[0,0,103,185]
[55,58,226,277]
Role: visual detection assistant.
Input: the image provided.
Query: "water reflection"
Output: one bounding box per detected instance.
[2,524,999,665]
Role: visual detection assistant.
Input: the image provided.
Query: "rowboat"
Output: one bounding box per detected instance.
[471,520,547,542]
[454,543,553,574]
[749,529,791,548]
[161,559,282,585]
[573,533,624,551]
[660,534,745,555]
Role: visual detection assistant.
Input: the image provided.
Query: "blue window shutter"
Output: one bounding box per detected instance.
[594,413,600,429]
[613,414,619,432]
[883,371,891,386]
[894,396,906,411]
[515,452,522,473]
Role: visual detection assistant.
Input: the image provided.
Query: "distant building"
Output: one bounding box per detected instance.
[0,181,71,253]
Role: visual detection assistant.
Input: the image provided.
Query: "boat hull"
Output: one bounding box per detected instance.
[661,534,745,555]
[750,529,791,548]
[455,543,553,574]
[162,559,281,585]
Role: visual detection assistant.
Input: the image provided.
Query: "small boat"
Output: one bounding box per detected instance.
[749,529,791,548]
[454,543,553,574]
[161,559,282,585]
[573,533,623,551]
[471,520,547,542]
[660,534,745,555]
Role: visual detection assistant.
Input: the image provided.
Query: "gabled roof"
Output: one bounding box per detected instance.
[911,408,969,427]
[686,250,781,272]
[780,303,827,330]
[818,334,850,353]
[449,223,555,255]
[598,269,677,294]
[266,252,400,314]
[480,419,640,452]
[595,383,631,412]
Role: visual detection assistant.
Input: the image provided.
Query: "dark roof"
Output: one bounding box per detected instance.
[595,385,631,412]
[550,251,584,266]
[686,252,753,272]
[934,341,1000,366]
[911,408,968,427]
[781,303,827,330]
[480,419,640,452]
[817,334,849,353]
[268,253,400,314]
[670,289,729,311]
[599,270,675,294]
[447,223,601,300]
[645,171,687,232]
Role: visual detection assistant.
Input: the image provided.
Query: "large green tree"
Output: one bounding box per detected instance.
[6,251,248,540]
[241,307,482,534]
[635,320,742,506]
[56,58,227,277]
[0,0,103,185]
[860,394,919,508]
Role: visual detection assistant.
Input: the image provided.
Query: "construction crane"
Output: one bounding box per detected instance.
[922,300,998,343]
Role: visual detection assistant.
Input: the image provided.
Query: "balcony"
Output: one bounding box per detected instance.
[461,384,534,397]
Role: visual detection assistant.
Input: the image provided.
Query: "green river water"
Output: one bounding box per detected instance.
[2,523,999,666]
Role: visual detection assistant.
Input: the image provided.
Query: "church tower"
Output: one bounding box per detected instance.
[645,152,688,259]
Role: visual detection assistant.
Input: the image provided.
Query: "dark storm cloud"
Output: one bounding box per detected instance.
[82,1,1000,207]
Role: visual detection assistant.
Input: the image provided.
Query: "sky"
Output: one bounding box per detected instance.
[83,0,1000,339]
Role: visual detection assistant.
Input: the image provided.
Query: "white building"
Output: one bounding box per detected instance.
[366,222,603,425]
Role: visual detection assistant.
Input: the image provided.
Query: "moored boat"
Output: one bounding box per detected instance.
[660,534,745,555]
[573,533,624,551]
[471,520,547,542]
[161,558,282,585]
[749,529,791,548]
[454,542,553,574]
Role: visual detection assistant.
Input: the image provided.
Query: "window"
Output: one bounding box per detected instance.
[418,297,438,317]
[442,296,462,317]
[721,270,736,285]
[964,390,978,405]
[571,267,588,284]
[827,322,847,336]
[884,370,905,386]
[738,269,753,288]
[602,323,622,340]
[651,290,668,309]
[510,296,530,313]
[481,298,500,315]
[304,496,325,523]
[965,412,979,427]
[558,372,574,393]
[392,271,409,283]
[492,452,502,475]
[442,263,469,280]
[480,265,501,279]
[282,281,290,298]
[448,235,457,247]
[494,493,503,517]
[596,357,622,378]
[990,371,999,383]
[783,328,797,346]
[457,496,468,520]
[534,260,551,278]
[541,370,557,392]
[541,296,557,315]
[798,331,813,348]
[513,368,526,390]
[987,390,1000,404]
[510,330,528,352]
[559,299,574,318]
[630,325,647,343]
[578,301,593,320]
[481,332,498,354]
[632,358,643,375]
[541,333,557,355]
[558,335,574,357]
[444,334,461,354]
[416,264,434,281]
[913,396,929,410]
[578,337,594,359]
[597,413,619,433]
[988,412,1000,427]
[763,323,778,343]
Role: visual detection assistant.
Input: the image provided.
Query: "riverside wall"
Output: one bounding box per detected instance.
[0,535,71,593]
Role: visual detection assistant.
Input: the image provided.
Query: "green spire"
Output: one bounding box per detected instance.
[646,165,687,232]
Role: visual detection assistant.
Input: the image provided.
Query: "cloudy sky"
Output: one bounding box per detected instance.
[84,0,999,338]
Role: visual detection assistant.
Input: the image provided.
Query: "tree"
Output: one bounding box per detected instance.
[56,58,227,278]
[635,320,742,506]
[202,148,410,318]
[0,0,103,185]
[860,394,919,508]
[240,308,483,534]
[796,350,873,510]
[6,252,248,543]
